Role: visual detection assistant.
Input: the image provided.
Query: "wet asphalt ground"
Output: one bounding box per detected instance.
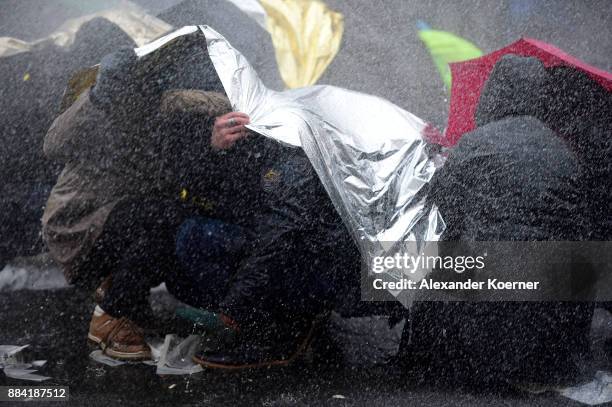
[1,286,611,406]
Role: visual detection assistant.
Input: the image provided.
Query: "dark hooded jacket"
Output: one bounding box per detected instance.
[409,55,606,385]
[474,54,612,239]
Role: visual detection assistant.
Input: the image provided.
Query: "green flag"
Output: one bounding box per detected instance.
[418,24,483,90]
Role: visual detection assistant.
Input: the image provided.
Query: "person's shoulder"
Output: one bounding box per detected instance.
[160,89,231,118]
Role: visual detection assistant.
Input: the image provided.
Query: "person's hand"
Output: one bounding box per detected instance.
[90,47,138,111]
[211,112,250,150]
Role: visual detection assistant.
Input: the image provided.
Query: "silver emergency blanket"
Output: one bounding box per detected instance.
[136,26,445,304]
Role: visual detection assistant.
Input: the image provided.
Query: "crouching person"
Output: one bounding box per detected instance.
[172,139,368,369]
[41,47,237,360]
[171,105,404,369]
[402,55,607,386]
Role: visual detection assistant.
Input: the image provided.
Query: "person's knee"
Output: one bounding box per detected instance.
[176,217,231,266]
[176,217,205,261]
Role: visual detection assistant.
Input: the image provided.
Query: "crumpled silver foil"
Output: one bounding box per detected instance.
[136,26,445,305]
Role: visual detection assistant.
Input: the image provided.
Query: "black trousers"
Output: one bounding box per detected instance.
[78,197,184,320]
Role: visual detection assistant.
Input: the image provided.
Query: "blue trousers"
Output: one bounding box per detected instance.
[170,217,246,310]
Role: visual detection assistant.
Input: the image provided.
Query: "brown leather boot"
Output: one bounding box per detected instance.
[88,306,151,360]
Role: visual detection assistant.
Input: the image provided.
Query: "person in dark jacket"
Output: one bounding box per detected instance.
[402,55,609,386]
[175,145,359,368]
[179,135,407,368]
[173,128,410,368]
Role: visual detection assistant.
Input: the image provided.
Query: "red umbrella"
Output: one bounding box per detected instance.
[444,37,612,147]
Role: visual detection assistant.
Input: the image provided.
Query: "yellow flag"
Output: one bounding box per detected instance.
[260,0,344,88]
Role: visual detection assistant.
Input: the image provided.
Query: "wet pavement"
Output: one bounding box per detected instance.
[1,286,610,406]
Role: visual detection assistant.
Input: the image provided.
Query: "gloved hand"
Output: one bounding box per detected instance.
[89,47,139,112]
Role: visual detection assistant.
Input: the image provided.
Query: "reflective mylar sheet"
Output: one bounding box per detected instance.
[137,26,445,304]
